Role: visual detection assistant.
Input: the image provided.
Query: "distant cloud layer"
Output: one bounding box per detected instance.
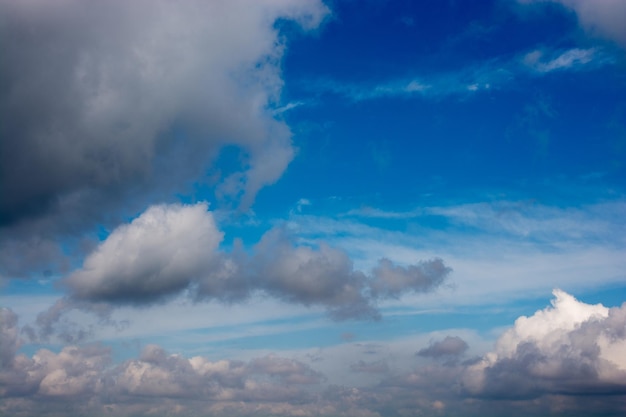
[2,291,625,416]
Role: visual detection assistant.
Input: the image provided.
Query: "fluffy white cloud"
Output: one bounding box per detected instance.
[64,203,223,303]
[463,289,626,398]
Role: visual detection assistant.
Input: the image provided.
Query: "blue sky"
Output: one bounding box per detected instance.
[1,1,625,416]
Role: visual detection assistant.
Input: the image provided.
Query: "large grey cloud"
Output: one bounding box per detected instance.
[0,0,328,278]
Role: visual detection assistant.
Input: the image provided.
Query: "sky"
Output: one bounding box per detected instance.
[1,0,625,416]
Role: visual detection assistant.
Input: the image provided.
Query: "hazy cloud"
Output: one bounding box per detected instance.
[417,336,469,359]
[350,360,389,374]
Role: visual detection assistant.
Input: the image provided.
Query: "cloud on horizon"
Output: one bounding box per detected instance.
[2,290,625,417]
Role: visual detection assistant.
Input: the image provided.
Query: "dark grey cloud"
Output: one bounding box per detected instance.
[417,336,469,359]
[370,257,450,299]
[0,0,328,279]
[246,228,380,320]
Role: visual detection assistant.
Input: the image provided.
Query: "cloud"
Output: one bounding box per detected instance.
[0,0,329,279]
[523,48,599,72]
[370,258,449,299]
[3,293,626,417]
[417,336,469,359]
[463,289,626,398]
[64,202,222,304]
[521,0,626,47]
[350,360,389,374]
[0,308,20,369]
[0,332,326,417]
[29,203,450,335]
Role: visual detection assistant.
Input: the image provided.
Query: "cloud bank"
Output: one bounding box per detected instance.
[3,290,625,416]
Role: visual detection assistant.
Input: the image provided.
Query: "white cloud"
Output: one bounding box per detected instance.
[64,202,222,303]
[463,289,626,397]
[523,48,597,72]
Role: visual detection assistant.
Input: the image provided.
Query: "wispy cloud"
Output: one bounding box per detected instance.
[289,199,626,306]
[300,47,611,103]
[523,48,601,73]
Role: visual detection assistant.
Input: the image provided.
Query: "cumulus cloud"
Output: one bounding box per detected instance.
[36,203,450,328]
[417,336,469,359]
[521,0,626,47]
[463,289,626,399]
[64,202,223,304]
[247,228,379,320]
[370,257,449,299]
[3,293,626,417]
[1,333,326,417]
[0,0,329,279]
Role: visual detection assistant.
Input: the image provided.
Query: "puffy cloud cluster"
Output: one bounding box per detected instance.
[0,323,326,416]
[463,289,626,399]
[47,202,450,325]
[3,289,626,417]
[0,0,329,278]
